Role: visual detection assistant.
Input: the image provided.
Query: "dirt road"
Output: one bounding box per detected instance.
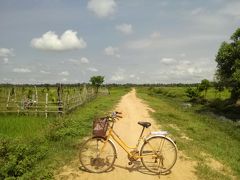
[55,89,197,180]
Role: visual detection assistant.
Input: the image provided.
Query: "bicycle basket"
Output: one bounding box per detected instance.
[92,117,109,137]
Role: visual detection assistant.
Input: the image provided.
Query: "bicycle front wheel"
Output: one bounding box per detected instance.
[79,137,117,173]
[140,136,177,174]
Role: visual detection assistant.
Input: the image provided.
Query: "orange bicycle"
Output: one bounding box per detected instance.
[79,112,177,174]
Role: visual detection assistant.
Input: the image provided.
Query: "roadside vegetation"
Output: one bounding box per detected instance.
[137,87,240,180]
[0,87,129,179]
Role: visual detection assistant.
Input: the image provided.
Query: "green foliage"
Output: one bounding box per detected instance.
[137,87,240,179]
[90,76,104,93]
[199,79,211,98]
[0,87,129,179]
[0,137,49,179]
[215,28,240,101]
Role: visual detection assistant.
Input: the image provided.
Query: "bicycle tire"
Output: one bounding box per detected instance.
[140,136,177,174]
[79,137,117,173]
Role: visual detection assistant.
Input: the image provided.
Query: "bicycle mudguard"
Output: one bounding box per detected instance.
[150,131,168,136]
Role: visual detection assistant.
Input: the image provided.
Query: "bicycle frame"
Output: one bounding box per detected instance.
[100,124,158,159]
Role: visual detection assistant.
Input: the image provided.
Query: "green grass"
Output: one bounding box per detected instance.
[0,115,53,139]
[137,87,240,179]
[0,87,130,179]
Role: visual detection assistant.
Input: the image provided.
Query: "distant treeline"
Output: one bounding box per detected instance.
[0,83,200,88]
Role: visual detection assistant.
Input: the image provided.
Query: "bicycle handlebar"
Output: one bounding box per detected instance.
[108,111,123,121]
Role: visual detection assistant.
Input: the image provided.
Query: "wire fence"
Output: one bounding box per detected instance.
[0,85,109,118]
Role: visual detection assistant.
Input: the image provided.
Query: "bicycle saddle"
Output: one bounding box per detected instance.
[138,121,151,128]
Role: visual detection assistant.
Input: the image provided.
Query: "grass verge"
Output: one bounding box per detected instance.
[0,87,129,179]
[137,87,240,180]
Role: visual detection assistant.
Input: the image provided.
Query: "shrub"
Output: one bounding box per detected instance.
[0,137,49,179]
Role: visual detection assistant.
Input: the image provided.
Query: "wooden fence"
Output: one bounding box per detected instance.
[0,85,109,118]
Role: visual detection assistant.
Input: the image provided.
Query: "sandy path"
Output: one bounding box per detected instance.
[55,89,197,180]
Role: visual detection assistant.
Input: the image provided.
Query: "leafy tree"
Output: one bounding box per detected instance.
[90,76,104,93]
[185,87,200,101]
[215,28,240,102]
[199,79,210,98]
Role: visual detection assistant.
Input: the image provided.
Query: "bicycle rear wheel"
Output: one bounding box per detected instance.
[140,136,177,174]
[79,137,117,173]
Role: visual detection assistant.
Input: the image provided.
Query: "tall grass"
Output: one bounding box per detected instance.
[0,115,52,139]
[0,87,130,179]
[137,87,240,179]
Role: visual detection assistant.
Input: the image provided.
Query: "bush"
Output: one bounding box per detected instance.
[0,137,50,179]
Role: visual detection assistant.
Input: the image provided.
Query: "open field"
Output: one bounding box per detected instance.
[137,87,240,179]
[0,85,108,116]
[0,87,129,179]
[1,86,239,180]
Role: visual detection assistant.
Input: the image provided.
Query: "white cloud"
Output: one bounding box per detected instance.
[160,58,176,64]
[220,2,240,18]
[61,78,68,82]
[104,46,120,58]
[88,67,98,72]
[40,70,50,74]
[59,71,69,76]
[1,58,9,64]
[150,32,161,38]
[80,57,89,64]
[13,68,31,73]
[126,38,152,49]
[87,0,116,18]
[68,57,89,65]
[180,53,186,57]
[116,23,133,35]
[31,30,87,51]
[129,74,135,78]
[191,8,204,15]
[0,48,14,57]
[110,68,125,81]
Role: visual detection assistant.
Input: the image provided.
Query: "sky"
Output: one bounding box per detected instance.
[0,0,239,84]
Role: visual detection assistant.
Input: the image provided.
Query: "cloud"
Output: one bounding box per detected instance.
[220,1,240,18]
[31,30,87,51]
[129,74,135,78]
[160,58,176,64]
[104,46,120,58]
[68,57,89,65]
[13,68,31,73]
[40,70,50,74]
[0,48,14,57]
[61,78,68,82]
[110,68,125,81]
[116,23,133,35]
[59,71,69,76]
[87,0,116,18]
[80,57,89,64]
[126,38,152,49]
[191,8,204,15]
[150,32,161,38]
[88,67,98,72]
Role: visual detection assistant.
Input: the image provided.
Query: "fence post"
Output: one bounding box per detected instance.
[57,84,63,115]
[45,93,48,118]
[35,86,38,115]
[14,89,20,115]
[6,90,10,109]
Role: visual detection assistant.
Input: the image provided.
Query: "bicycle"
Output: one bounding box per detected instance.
[79,111,177,174]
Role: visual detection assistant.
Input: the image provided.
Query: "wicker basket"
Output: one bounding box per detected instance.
[92,118,109,137]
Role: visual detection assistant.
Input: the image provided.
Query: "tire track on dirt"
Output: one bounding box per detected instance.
[55,89,197,180]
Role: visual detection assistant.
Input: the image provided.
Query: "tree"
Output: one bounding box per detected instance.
[90,76,104,93]
[199,79,210,98]
[215,28,240,102]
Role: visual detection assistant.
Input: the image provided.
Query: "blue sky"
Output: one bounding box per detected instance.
[0,0,239,84]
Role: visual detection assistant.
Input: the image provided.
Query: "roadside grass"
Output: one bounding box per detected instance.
[137,87,240,180]
[0,115,53,139]
[0,87,129,179]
